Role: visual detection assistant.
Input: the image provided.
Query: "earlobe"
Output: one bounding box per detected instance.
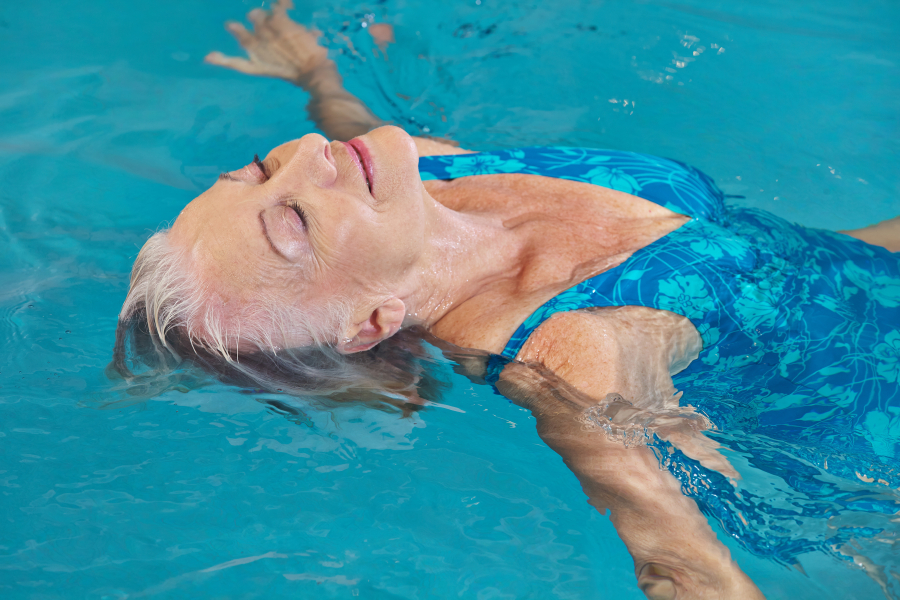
[338,298,406,354]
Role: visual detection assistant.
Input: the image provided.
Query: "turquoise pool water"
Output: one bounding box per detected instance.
[2,0,898,598]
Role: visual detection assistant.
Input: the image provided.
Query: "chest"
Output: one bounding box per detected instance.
[424,173,688,353]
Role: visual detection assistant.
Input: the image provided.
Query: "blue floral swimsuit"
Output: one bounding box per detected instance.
[419,148,900,560]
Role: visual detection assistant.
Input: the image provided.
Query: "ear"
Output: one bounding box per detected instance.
[337,298,406,354]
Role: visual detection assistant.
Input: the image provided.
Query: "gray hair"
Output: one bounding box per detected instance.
[112,228,450,409]
[119,228,350,359]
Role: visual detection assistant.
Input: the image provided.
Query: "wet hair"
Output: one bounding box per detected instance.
[110,228,458,413]
[119,229,351,361]
[109,310,453,415]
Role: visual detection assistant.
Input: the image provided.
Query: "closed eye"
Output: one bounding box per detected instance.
[253,154,281,181]
[289,202,308,228]
[218,154,278,184]
[253,154,268,179]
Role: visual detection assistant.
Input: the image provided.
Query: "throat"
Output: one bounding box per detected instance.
[405,207,524,331]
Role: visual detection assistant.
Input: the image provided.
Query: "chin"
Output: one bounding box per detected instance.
[366,125,417,157]
[361,126,421,197]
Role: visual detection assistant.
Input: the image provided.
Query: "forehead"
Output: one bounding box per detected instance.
[169,180,303,306]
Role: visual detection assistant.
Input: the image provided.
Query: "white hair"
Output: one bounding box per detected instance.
[113,229,439,404]
[119,228,350,360]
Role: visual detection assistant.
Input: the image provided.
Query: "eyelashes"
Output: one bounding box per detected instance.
[288,202,308,228]
[254,154,281,180]
[253,154,268,179]
[219,154,279,183]
[250,156,306,229]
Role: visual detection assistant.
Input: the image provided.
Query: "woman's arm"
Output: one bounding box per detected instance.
[498,307,764,599]
[205,0,383,141]
[840,216,900,253]
[205,0,470,156]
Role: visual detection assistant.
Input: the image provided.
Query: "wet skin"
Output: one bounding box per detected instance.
[169,126,429,345]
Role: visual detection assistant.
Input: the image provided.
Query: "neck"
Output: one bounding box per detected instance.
[397,191,523,330]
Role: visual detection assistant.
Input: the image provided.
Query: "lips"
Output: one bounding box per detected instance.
[344,139,374,194]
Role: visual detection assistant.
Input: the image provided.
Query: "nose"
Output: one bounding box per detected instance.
[286,133,337,189]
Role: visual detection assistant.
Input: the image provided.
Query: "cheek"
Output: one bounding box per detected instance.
[324,208,393,273]
[345,219,420,277]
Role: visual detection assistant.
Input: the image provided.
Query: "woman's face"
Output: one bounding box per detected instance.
[169,126,428,341]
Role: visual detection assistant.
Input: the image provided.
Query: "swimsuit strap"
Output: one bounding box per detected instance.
[418,146,728,358]
[417,146,725,219]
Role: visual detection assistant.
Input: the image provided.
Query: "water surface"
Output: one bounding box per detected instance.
[1,0,898,597]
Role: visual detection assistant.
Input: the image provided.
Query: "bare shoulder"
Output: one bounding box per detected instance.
[515,306,702,408]
[412,136,477,157]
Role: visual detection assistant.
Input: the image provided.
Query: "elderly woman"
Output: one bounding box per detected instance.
[116,2,900,599]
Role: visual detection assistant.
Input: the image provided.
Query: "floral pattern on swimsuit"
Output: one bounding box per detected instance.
[419,147,900,563]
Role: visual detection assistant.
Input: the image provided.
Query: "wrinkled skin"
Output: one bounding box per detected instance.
[170,127,429,349]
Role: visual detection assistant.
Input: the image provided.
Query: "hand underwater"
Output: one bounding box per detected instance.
[205,0,329,85]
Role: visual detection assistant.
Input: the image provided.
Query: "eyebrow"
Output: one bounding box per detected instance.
[258,212,291,261]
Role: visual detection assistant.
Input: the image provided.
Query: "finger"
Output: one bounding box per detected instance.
[247,8,271,28]
[224,21,256,49]
[270,5,309,35]
[273,0,295,14]
[204,52,267,76]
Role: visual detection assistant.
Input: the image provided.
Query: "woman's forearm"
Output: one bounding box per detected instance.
[496,363,764,599]
[539,425,763,599]
[841,215,900,253]
[296,60,385,141]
